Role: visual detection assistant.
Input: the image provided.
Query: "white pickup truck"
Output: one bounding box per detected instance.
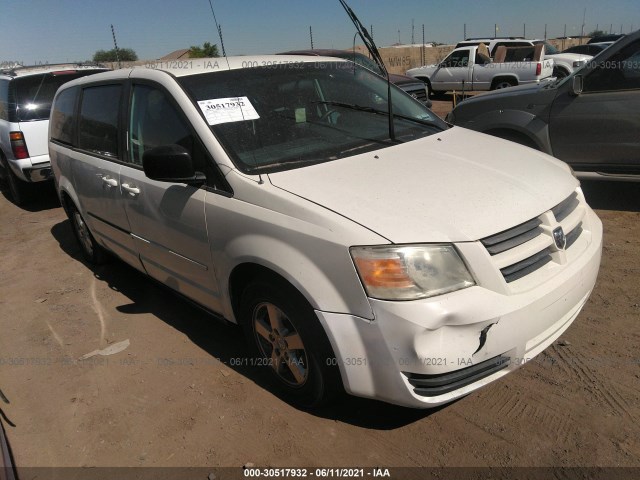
[406,44,554,95]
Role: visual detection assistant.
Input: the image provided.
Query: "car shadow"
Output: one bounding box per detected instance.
[0,181,60,212]
[310,395,447,428]
[50,219,436,428]
[580,180,640,212]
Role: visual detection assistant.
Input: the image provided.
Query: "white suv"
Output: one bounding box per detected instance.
[50,56,602,408]
[0,64,107,204]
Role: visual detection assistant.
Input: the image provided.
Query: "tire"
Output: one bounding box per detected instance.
[491,78,516,90]
[0,155,30,206]
[68,203,108,265]
[239,277,342,408]
[553,66,569,79]
[420,78,433,98]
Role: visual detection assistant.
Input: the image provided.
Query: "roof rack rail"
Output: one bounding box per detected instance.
[463,36,526,41]
[0,61,107,76]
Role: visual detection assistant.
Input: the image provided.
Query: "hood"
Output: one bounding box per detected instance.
[267,127,577,243]
[547,52,592,62]
[406,65,438,77]
[389,73,426,86]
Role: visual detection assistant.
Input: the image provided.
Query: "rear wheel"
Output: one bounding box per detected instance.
[68,203,108,264]
[0,155,30,206]
[491,78,516,90]
[553,66,569,79]
[240,277,342,408]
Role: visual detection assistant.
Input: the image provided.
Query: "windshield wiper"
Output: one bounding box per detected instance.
[247,156,338,173]
[338,0,395,141]
[313,100,444,129]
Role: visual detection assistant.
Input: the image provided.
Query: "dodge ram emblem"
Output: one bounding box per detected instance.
[553,227,566,250]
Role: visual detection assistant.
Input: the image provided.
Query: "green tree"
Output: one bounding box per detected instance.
[188,42,220,58]
[92,48,138,62]
[587,29,606,38]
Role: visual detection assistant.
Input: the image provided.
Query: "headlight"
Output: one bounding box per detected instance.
[350,244,475,301]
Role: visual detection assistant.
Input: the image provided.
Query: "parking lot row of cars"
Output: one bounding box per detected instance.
[443,31,640,181]
[0,30,635,409]
[2,33,636,206]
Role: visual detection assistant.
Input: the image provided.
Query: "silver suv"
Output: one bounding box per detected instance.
[50,56,601,408]
[0,64,107,204]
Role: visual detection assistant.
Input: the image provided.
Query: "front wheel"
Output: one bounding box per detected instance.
[420,78,433,98]
[240,278,342,408]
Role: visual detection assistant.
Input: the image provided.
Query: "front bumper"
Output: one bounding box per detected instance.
[316,207,602,408]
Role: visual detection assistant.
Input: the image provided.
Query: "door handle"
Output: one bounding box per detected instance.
[101,175,118,188]
[121,183,140,196]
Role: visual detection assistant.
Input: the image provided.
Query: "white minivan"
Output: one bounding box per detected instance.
[49,56,602,409]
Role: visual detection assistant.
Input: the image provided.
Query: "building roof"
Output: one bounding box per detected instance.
[159,49,191,60]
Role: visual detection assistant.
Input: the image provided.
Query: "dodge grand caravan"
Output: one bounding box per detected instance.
[49,56,602,408]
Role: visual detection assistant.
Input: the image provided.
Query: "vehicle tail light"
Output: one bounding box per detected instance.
[536,62,542,76]
[9,131,30,159]
[51,70,77,75]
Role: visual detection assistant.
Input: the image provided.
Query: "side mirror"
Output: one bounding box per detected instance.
[143,145,206,185]
[570,75,583,96]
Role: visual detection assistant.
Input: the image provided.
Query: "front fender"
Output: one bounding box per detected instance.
[459,109,552,155]
[218,234,374,323]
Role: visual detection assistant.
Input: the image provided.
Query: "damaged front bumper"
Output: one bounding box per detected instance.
[315,208,602,408]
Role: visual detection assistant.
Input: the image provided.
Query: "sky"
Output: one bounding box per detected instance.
[1,0,639,64]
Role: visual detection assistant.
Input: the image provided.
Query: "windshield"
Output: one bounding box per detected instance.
[336,52,385,76]
[553,38,620,88]
[12,71,104,121]
[179,62,446,173]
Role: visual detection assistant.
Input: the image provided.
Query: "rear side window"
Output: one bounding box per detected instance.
[50,87,78,146]
[491,42,531,56]
[0,79,9,121]
[78,85,121,157]
[13,71,103,122]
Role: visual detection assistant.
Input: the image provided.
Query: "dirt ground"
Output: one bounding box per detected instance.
[1,106,639,475]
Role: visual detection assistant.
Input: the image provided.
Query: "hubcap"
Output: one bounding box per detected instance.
[73,212,94,256]
[253,302,308,387]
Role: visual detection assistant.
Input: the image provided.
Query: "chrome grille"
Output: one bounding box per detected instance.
[402,85,428,102]
[552,191,579,222]
[480,191,586,285]
[565,222,583,249]
[500,247,553,283]
[481,218,543,255]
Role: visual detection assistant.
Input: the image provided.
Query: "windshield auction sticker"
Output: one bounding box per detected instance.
[197,97,260,125]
